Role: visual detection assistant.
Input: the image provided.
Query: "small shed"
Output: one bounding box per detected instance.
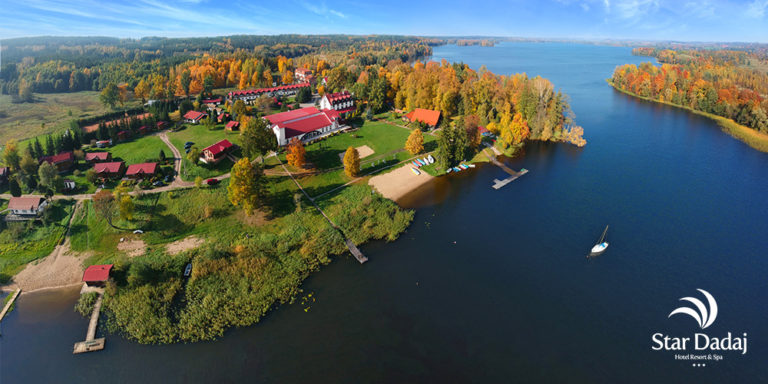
[82,264,113,287]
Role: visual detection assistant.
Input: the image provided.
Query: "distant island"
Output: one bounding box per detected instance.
[610,47,768,152]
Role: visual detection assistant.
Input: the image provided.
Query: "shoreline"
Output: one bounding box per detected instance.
[608,80,768,153]
[369,164,436,202]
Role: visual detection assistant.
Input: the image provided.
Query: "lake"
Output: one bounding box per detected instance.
[2,42,767,383]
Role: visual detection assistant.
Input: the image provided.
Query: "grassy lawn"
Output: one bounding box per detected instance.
[0,91,142,144]
[297,120,437,170]
[0,199,76,283]
[109,135,169,165]
[168,124,241,181]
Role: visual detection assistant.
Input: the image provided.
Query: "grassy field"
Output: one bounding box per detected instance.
[108,134,169,164]
[0,91,142,144]
[294,120,437,170]
[0,200,76,283]
[167,124,241,181]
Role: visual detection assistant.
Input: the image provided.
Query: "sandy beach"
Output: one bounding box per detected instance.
[368,164,434,202]
[2,238,84,293]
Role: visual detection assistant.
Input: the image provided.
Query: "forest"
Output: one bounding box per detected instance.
[612,48,768,133]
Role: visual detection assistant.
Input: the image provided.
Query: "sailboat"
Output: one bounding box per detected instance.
[590,225,609,256]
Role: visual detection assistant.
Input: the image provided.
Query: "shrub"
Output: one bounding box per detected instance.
[75,292,100,317]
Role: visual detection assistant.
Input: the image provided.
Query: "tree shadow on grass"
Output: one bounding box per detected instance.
[306,148,345,170]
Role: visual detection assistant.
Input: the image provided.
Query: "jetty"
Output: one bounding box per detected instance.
[484,147,528,189]
[0,289,22,333]
[73,289,106,354]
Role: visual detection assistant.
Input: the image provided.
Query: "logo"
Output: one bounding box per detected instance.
[668,288,718,329]
[651,288,749,364]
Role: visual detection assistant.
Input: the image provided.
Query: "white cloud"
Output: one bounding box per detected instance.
[581,3,591,11]
[300,1,347,19]
[613,0,660,19]
[684,1,715,18]
[746,0,768,18]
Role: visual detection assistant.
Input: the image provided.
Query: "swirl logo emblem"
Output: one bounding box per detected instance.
[668,289,718,329]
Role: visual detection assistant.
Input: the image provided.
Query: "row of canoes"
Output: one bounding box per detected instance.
[445,162,476,173]
[411,155,435,175]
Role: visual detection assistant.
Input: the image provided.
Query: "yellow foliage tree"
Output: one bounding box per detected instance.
[227,158,263,215]
[286,138,307,168]
[282,71,294,85]
[405,129,424,155]
[343,146,360,177]
[134,79,150,102]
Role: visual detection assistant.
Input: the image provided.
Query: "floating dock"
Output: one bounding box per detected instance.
[484,149,528,189]
[73,291,105,354]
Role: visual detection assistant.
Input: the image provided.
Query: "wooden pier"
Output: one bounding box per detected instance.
[73,291,105,354]
[345,238,368,264]
[0,289,22,332]
[484,148,528,189]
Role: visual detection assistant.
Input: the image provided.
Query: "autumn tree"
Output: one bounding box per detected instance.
[3,139,21,171]
[100,83,119,109]
[405,129,424,155]
[343,146,360,177]
[231,99,247,120]
[240,117,277,161]
[286,137,306,168]
[282,71,294,85]
[180,70,192,96]
[134,79,150,103]
[195,176,203,188]
[227,158,265,215]
[92,189,117,228]
[20,150,39,179]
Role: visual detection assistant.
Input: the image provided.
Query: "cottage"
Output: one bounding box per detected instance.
[202,98,222,108]
[85,152,111,163]
[183,110,208,124]
[319,91,355,117]
[217,112,231,123]
[157,121,168,130]
[93,161,126,180]
[7,196,48,218]
[0,167,8,184]
[63,179,76,191]
[95,140,112,148]
[201,139,234,164]
[265,107,342,146]
[225,120,240,131]
[117,130,131,141]
[125,162,158,180]
[40,152,75,173]
[138,125,153,135]
[404,108,441,127]
[227,83,310,103]
[82,264,113,287]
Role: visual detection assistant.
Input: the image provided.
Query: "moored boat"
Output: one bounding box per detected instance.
[428,155,435,164]
[589,225,610,256]
[411,167,420,175]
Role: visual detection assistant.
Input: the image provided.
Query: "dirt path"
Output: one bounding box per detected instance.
[2,201,86,293]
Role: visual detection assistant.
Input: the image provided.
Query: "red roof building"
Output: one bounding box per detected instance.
[217,113,231,123]
[83,264,113,286]
[404,108,441,127]
[225,120,240,131]
[201,139,234,164]
[138,125,153,135]
[319,91,355,115]
[295,68,313,83]
[183,110,208,124]
[125,162,158,179]
[202,98,222,105]
[228,83,310,101]
[40,152,75,173]
[265,107,342,146]
[85,152,111,163]
[93,161,126,179]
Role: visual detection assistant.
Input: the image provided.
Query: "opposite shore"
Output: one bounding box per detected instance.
[608,80,768,153]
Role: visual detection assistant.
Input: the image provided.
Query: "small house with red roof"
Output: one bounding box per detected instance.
[95,140,112,148]
[225,120,240,131]
[40,151,75,173]
[404,108,441,127]
[83,264,113,287]
[85,152,111,164]
[184,110,208,124]
[319,91,355,117]
[125,162,158,180]
[201,139,235,164]
[217,112,231,123]
[295,68,314,83]
[265,106,342,146]
[157,121,168,130]
[202,98,222,107]
[93,161,126,180]
[138,125,153,135]
[117,130,131,141]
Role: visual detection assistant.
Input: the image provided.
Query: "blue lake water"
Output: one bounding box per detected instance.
[1,42,767,383]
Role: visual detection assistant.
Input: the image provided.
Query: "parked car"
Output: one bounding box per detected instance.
[133,230,144,234]
[164,175,174,183]
[206,178,220,185]
[153,181,165,187]
[185,141,194,147]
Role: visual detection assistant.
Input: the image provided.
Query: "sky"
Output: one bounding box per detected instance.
[1,0,767,43]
